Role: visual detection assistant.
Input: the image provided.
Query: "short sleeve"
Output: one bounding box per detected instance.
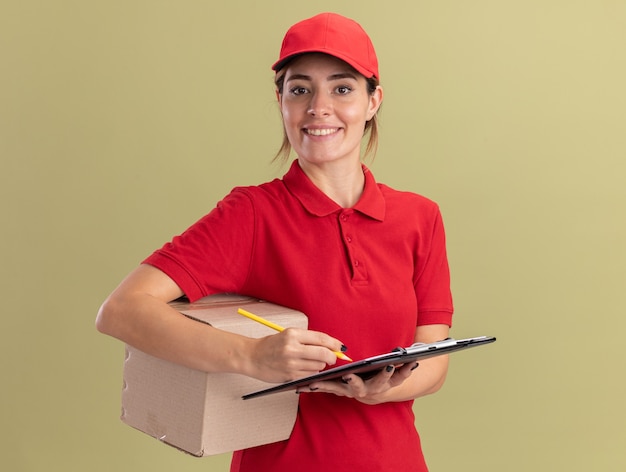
[143,189,256,301]
[414,207,454,327]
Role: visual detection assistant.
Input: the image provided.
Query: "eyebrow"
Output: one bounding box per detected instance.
[285,72,359,83]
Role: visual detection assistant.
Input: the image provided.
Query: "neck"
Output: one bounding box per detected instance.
[298,159,365,208]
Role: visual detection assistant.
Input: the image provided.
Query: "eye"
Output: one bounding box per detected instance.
[335,85,353,95]
[289,86,309,96]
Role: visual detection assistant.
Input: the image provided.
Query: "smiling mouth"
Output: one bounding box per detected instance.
[305,128,339,136]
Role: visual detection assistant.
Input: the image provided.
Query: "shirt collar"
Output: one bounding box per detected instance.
[283,159,386,221]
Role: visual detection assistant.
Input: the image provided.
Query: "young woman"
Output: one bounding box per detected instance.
[97,12,453,471]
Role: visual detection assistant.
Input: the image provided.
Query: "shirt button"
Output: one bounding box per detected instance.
[354,260,360,267]
[346,236,352,243]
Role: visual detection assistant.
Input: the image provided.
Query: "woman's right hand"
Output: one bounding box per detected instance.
[245,328,345,383]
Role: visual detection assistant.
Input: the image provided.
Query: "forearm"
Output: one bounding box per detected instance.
[97,290,255,375]
[365,355,449,404]
[365,324,450,404]
[96,265,346,383]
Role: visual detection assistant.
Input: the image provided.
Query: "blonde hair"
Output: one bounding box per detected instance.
[273,72,381,163]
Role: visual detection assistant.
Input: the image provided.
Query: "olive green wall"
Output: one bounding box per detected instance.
[2,1,625,470]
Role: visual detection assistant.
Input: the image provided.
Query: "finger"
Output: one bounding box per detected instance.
[361,364,400,390]
[291,328,349,360]
[394,361,419,378]
[275,329,337,366]
[253,333,333,381]
[370,364,396,383]
[386,362,419,388]
[297,377,362,397]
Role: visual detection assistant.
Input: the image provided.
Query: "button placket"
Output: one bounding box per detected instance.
[338,210,368,283]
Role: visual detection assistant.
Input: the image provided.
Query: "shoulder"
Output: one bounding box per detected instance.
[374,183,446,237]
[378,183,441,214]
[214,178,293,222]
[227,177,288,206]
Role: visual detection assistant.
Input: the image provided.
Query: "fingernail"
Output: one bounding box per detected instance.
[341,377,352,384]
[309,387,319,391]
[411,362,420,371]
[341,344,348,352]
[386,365,394,373]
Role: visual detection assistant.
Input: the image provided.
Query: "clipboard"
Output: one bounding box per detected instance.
[243,336,496,399]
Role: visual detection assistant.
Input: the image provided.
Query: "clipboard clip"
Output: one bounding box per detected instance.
[392,342,428,355]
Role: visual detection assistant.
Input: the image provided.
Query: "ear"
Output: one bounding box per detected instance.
[366,85,383,121]
[276,89,286,117]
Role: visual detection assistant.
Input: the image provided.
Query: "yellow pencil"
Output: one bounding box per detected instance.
[237,308,353,362]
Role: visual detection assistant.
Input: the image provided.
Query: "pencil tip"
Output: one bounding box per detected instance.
[337,352,353,362]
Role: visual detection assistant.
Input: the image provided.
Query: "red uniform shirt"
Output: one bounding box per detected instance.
[144,160,453,471]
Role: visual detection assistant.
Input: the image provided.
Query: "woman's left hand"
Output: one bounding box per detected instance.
[296,361,419,405]
[295,324,451,404]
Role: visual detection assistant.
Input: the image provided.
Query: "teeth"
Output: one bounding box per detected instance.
[305,128,338,136]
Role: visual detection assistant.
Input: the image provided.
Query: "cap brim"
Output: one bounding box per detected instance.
[272,50,376,79]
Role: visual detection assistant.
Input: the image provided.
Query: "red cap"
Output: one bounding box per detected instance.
[272,12,379,79]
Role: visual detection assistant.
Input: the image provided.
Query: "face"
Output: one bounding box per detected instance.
[278,53,382,167]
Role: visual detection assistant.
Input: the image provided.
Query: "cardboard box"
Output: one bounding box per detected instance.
[121,294,307,456]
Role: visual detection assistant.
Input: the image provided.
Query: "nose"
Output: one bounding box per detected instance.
[307,91,331,116]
